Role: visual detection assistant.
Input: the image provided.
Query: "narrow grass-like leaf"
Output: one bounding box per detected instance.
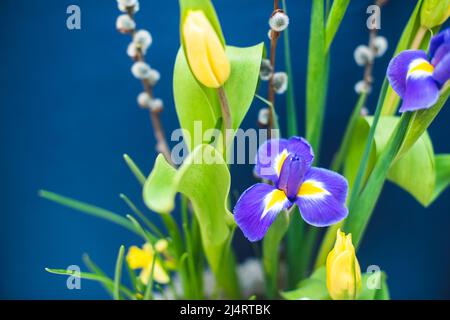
[82,254,114,298]
[120,193,164,238]
[39,190,137,235]
[113,245,125,300]
[45,268,134,299]
[126,214,158,245]
[306,0,327,155]
[123,154,146,186]
[324,0,350,52]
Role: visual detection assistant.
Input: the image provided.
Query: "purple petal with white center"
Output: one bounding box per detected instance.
[433,52,450,86]
[286,137,314,167]
[254,138,289,183]
[233,183,291,242]
[295,167,348,227]
[387,50,428,98]
[429,28,450,61]
[399,75,440,112]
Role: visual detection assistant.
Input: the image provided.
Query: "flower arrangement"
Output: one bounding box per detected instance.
[41,0,450,300]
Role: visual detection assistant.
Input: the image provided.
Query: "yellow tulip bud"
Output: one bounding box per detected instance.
[182,10,230,88]
[420,0,450,29]
[326,229,362,300]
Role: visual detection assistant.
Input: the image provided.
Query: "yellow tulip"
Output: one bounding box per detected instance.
[326,229,361,300]
[182,10,230,88]
[420,0,450,29]
[126,241,170,284]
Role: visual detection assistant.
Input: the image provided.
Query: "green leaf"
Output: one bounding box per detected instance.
[325,0,350,52]
[113,245,125,300]
[82,254,114,298]
[262,211,290,299]
[306,0,328,157]
[123,154,146,186]
[281,267,329,300]
[39,190,138,235]
[143,145,240,298]
[173,44,264,151]
[345,116,436,206]
[45,268,135,300]
[399,86,450,156]
[432,154,450,202]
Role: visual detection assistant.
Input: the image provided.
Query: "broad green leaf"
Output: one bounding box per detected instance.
[281,267,329,300]
[358,271,389,300]
[432,154,450,202]
[173,44,264,150]
[143,145,239,297]
[325,0,350,52]
[345,116,436,206]
[306,0,328,156]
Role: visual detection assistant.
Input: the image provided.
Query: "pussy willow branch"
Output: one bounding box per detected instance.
[125,8,174,167]
[267,0,281,134]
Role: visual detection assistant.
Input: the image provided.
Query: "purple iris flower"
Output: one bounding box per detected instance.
[233,137,349,242]
[387,28,450,112]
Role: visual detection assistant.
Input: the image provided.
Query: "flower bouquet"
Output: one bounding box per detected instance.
[42,0,450,300]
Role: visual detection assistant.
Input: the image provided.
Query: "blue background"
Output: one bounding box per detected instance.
[1,0,449,299]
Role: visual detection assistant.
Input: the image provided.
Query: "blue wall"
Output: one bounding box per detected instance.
[1,0,448,299]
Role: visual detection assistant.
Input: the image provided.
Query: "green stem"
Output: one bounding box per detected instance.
[347,79,389,211]
[344,112,414,247]
[331,93,367,172]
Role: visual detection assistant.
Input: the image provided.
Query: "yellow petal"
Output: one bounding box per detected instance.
[126,245,152,269]
[182,10,230,88]
[139,260,170,285]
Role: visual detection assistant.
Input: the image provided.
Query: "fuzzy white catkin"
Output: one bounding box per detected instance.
[131,61,151,79]
[127,42,137,58]
[116,14,135,32]
[354,80,372,94]
[259,59,273,81]
[373,36,388,57]
[117,0,138,8]
[269,11,289,32]
[146,69,160,86]
[148,98,163,112]
[360,106,369,116]
[118,2,140,13]
[133,29,152,50]
[354,45,373,66]
[258,108,270,126]
[273,72,288,94]
[137,92,151,108]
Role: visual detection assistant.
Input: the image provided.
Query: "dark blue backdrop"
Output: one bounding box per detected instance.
[1,0,449,299]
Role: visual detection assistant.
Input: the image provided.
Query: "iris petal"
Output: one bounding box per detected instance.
[429,28,450,61]
[286,136,314,167]
[399,75,440,112]
[295,168,348,227]
[433,52,450,86]
[254,139,289,183]
[387,50,428,98]
[234,183,291,242]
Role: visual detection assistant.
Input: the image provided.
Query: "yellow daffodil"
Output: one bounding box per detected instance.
[126,240,170,285]
[420,0,450,29]
[182,10,230,88]
[326,229,361,300]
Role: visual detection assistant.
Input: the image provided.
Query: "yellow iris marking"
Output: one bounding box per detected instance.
[276,150,288,176]
[408,61,434,75]
[261,189,287,219]
[298,180,327,197]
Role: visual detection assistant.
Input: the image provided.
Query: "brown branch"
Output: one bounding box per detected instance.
[267,1,282,136]
[124,6,174,166]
